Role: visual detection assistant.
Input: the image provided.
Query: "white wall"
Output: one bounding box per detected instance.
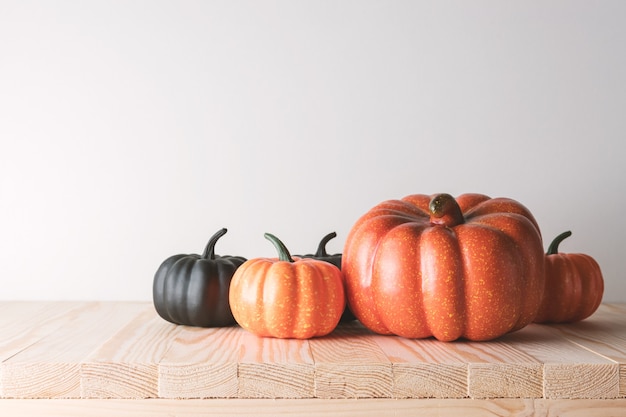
[1,1,624,302]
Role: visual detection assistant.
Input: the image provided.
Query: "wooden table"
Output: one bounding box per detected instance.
[1,301,625,416]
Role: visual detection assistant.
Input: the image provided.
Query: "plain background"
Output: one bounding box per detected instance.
[1,1,624,302]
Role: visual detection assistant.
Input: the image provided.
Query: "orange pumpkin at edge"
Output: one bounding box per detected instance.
[229,233,345,339]
[342,193,545,342]
[534,231,604,324]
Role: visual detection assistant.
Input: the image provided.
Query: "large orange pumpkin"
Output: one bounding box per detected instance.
[229,233,345,339]
[534,231,604,324]
[342,193,545,341]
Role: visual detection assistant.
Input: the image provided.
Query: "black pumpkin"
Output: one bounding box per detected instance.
[300,232,356,322]
[153,228,246,327]
[301,232,342,268]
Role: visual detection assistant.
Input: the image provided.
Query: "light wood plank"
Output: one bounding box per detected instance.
[158,325,243,399]
[0,398,545,417]
[0,302,87,362]
[600,303,626,316]
[373,333,544,399]
[539,306,626,398]
[0,302,146,398]
[0,301,67,330]
[583,304,626,341]
[309,323,392,399]
[1,302,95,398]
[2,301,626,403]
[501,324,620,399]
[3,398,626,417]
[370,335,469,398]
[460,337,543,399]
[378,329,545,399]
[535,398,626,416]
[238,329,315,398]
[81,306,179,399]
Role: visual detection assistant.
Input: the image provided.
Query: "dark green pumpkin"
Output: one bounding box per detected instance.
[300,232,356,322]
[153,228,246,327]
[301,231,342,269]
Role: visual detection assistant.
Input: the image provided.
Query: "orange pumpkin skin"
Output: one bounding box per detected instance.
[534,231,604,324]
[229,234,345,339]
[342,193,545,342]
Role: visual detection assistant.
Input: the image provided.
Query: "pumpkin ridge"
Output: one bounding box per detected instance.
[171,257,197,325]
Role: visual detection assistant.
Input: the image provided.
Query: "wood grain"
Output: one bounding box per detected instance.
[81,306,179,399]
[502,325,619,399]
[462,339,542,399]
[158,324,243,398]
[0,302,89,363]
[238,329,315,398]
[371,335,468,398]
[546,306,626,397]
[309,323,392,399]
[2,301,626,409]
[1,302,146,398]
[2,398,626,417]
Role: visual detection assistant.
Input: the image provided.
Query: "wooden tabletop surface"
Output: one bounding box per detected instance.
[1,301,625,416]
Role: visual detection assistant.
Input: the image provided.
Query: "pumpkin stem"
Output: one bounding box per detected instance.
[315,232,337,257]
[202,228,228,259]
[547,230,572,255]
[264,233,295,262]
[429,194,465,227]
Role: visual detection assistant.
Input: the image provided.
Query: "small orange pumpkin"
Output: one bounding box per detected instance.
[534,231,604,323]
[229,233,345,339]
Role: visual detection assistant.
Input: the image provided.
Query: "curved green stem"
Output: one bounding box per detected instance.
[264,233,295,262]
[315,232,337,257]
[429,193,465,227]
[202,228,228,259]
[547,230,572,255]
